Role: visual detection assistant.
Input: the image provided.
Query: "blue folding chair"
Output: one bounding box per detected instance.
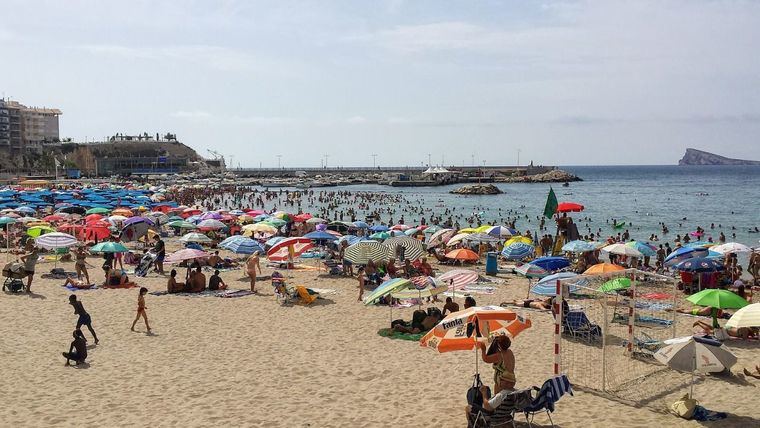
[521,374,573,427]
[563,311,602,342]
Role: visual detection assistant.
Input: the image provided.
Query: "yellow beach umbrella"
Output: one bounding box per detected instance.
[505,236,532,246]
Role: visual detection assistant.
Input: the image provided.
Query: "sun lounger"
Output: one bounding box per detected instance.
[468,388,534,427]
[563,311,602,341]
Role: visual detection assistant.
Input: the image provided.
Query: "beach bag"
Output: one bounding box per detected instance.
[671,394,698,419]
[6,279,23,293]
[467,373,490,406]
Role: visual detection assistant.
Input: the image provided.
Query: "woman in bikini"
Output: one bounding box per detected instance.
[73,246,90,285]
[477,335,516,394]
[503,297,553,310]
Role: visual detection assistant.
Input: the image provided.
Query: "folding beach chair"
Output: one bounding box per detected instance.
[468,389,534,428]
[521,374,573,427]
[563,310,602,342]
[622,331,662,358]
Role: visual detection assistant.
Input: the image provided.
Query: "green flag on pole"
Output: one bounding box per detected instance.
[543,187,558,219]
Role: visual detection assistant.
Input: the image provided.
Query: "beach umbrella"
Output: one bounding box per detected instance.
[515,263,549,279]
[532,272,584,296]
[266,237,313,262]
[199,212,223,220]
[90,242,129,253]
[303,230,337,241]
[179,232,213,244]
[15,206,37,215]
[111,208,133,217]
[438,269,479,289]
[390,224,411,231]
[352,221,369,229]
[306,217,327,224]
[420,306,532,353]
[556,202,584,213]
[219,236,265,255]
[427,228,456,247]
[167,220,198,229]
[17,216,39,224]
[687,289,748,328]
[34,232,78,250]
[338,235,364,246]
[242,223,278,235]
[530,256,570,272]
[85,214,104,223]
[404,227,421,237]
[121,222,151,242]
[26,225,55,238]
[445,248,479,262]
[123,216,155,227]
[0,216,17,226]
[561,240,596,253]
[293,213,312,223]
[725,303,760,330]
[83,225,111,241]
[369,224,389,232]
[383,236,425,261]
[584,263,625,275]
[344,240,390,265]
[446,232,471,246]
[686,241,713,248]
[505,236,532,246]
[42,214,65,223]
[602,243,642,258]
[85,207,110,215]
[165,248,212,264]
[424,225,442,235]
[654,336,737,399]
[675,257,724,273]
[501,242,535,261]
[463,233,500,244]
[369,231,390,241]
[363,278,412,305]
[664,246,709,267]
[108,215,128,223]
[486,226,514,238]
[197,219,226,230]
[264,218,286,228]
[598,277,631,293]
[626,241,657,257]
[710,242,752,254]
[391,285,449,300]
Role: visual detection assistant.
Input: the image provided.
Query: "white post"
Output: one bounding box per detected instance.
[553,279,563,375]
[627,271,635,353]
[601,297,608,391]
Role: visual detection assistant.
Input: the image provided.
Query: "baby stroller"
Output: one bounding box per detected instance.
[135,251,157,277]
[2,261,28,292]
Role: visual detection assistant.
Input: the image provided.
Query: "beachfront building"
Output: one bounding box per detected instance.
[0,99,61,149]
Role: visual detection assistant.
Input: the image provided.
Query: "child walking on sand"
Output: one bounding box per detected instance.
[131,287,151,333]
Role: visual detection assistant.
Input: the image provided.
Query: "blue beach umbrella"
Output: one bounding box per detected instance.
[675,257,724,273]
[561,240,596,253]
[501,243,535,261]
[369,225,389,232]
[665,246,709,267]
[352,221,370,229]
[303,230,338,241]
[219,236,265,255]
[531,256,570,272]
[626,241,657,257]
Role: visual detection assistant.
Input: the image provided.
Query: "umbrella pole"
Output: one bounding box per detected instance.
[690,354,696,399]
[475,347,479,376]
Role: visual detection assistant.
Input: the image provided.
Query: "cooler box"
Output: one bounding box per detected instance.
[485,252,498,275]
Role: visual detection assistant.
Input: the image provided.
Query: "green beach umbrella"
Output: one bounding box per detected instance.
[369,231,390,241]
[0,216,17,225]
[264,218,286,227]
[598,277,631,293]
[85,207,111,215]
[687,289,749,328]
[90,242,129,253]
[167,220,198,229]
[26,225,55,238]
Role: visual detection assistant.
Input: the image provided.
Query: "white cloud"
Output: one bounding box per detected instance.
[346,116,368,124]
[80,44,266,72]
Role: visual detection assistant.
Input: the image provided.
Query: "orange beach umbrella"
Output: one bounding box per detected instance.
[420,306,531,353]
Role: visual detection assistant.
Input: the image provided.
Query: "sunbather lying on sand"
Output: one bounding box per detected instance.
[63,275,90,289]
[392,309,442,334]
[693,321,758,340]
[673,306,731,319]
[743,366,760,379]
[502,297,553,310]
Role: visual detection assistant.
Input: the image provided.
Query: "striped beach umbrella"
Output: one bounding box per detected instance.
[725,303,760,329]
[532,272,585,296]
[363,277,411,305]
[197,219,226,229]
[515,263,549,279]
[437,269,479,289]
[344,240,389,265]
[427,228,456,247]
[384,236,425,261]
[165,248,211,264]
[420,306,532,353]
[266,237,313,262]
[626,241,657,257]
[501,242,535,261]
[219,236,265,255]
[179,232,213,244]
[561,240,596,253]
[34,232,78,250]
[664,246,709,267]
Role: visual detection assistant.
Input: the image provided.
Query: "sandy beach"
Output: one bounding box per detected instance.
[2,247,758,428]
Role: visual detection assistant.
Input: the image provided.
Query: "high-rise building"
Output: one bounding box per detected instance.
[0,99,61,148]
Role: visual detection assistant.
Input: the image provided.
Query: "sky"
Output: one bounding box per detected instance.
[2,0,759,167]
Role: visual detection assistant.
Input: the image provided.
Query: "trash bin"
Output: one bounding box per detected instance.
[485,252,498,275]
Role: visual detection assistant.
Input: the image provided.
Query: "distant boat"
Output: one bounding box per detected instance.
[562,182,570,187]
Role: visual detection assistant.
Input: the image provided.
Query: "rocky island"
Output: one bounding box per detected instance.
[450,184,503,195]
[679,148,760,166]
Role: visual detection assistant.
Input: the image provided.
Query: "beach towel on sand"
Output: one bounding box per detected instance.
[149,289,254,298]
[63,284,98,291]
[377,328,425,341]
[101,282,138,289]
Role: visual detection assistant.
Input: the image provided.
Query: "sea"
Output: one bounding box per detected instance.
[256,165,760,250]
